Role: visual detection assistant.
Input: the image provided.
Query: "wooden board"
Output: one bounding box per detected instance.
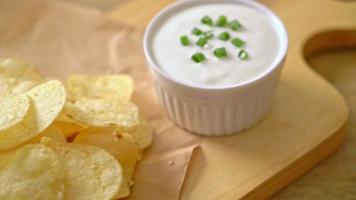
[273,51,356,200]
[109,0,354,199]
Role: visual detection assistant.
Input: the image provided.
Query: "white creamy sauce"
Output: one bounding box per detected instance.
[151,3,280,88]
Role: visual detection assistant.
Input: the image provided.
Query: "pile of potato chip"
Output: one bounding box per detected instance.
[0,59,153,200]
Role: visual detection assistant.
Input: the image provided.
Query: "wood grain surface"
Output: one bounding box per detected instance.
[273,50,356,200]
[105,0,354,199]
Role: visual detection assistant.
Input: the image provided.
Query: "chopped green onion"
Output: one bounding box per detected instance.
[228,20,242,31]
[218,32,230,41]
[238,50,249,60]
[191,52,206,63]
[214,47,228,58]
[203,31,214,39]
[191,27,203,36]
[196,37,207,48]
[216,15,228,27]
[231,37,245,48]
[201,16,213,26]
[180,35,190,46]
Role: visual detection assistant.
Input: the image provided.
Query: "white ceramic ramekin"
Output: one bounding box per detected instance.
[144,0,288,136]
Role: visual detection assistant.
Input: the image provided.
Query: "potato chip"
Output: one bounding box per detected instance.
[0,80,66,149]
[63,98,139,130]
[26,125,66,144]
[0,144,64,200]
[53,120,85,139]
[42,137,122,200]
[66,74,133,102]
[129,117,154,150]
[73,127,140,198]
[0,57,150,199]
[0,94,38,150]
[56,111,77,123]
[0,59,43,96]
[26,80,66,132]
[0,94,29,130]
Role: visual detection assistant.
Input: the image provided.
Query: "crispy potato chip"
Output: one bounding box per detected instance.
[0,94,29,130]
[56,111,78,123]
[26,125,66,144]
[63,98,139,130]
[26,80,66,132]
[0,59,43,96]
[42,137,122,200]
[0,94,38,149]
[0,144,64,200]
[0,80,66,149]
[0,58,149,199]
[67,74,133,102]
[129,117,154,150]
[73,127,140,198]
[53,120,85,139]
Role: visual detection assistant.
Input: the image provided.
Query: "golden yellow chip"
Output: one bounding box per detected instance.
[26,80,66,132]
[0,59,43,96]
[0,80,66,150]
[63,98,139,130]
[26,125,66,144]
[0,58,150,199]
[0,94,37,150]
[129,117,154,150]
[66,74,133,102]
[53,120,85,139]
[0,94,29,131]
[0,144,64,200]
[42,137,122,200]
[73,127,140,198]
[56,111,78,123]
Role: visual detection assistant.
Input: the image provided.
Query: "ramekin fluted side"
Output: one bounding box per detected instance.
[155,83,276,136]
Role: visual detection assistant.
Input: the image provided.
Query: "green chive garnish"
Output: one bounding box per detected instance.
[192,27,203,36]
[218,32,230,41]
[191,52,206,63]
[216,15,228,27]
[203,31,214,39]
[196,37,207,48]
[238,50,249,60]
[228,20,242,31]
[201,16,213,26]
[180,35,190,46]
[214,47,228,58]
[231,37,245,48]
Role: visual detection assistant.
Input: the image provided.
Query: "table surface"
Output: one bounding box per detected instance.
[66,0,356,199]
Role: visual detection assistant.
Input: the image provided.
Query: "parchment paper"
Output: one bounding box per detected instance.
[0,0,200,199]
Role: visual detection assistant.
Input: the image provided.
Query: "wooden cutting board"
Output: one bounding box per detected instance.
[109,0,354,199]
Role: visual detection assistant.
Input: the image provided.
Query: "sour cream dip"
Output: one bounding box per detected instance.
[150,2,282,88]
[144,0,288,135]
